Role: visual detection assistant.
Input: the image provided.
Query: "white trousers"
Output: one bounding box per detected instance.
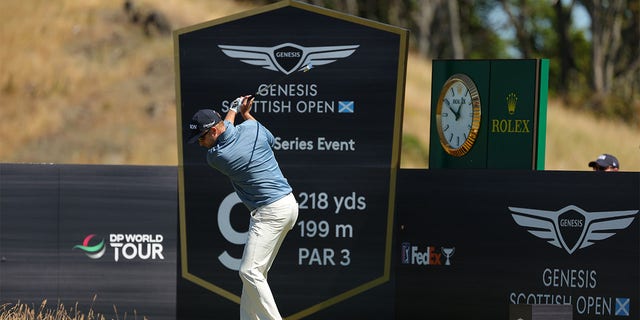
[239,193,298,320]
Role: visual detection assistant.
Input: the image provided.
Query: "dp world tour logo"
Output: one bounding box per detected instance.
[509,205,638,254]
[73,233,165,262]
[218,42,359,75]
[73,234,106,259]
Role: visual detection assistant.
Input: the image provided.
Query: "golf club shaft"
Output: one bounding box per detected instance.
[250,64,313,99]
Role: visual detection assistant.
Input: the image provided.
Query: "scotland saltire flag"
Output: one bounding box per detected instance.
[338,101,354,113]
[615,298,630,316]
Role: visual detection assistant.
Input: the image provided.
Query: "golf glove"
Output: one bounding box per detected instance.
[229,97,243,112]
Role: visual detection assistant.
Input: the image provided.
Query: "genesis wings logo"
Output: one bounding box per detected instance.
[73,234,106,259]
[218,42,359,74]
[509,205,638,254]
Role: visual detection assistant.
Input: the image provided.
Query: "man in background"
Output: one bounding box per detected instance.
[588,153,620,171]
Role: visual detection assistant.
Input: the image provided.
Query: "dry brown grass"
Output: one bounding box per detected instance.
[1,0,638,171]
[0,0,254,165]
[0,298,143,320]
[546,100,640,171]
[0,301,101,320]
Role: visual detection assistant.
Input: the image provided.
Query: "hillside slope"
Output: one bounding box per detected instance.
[1,0,638,171]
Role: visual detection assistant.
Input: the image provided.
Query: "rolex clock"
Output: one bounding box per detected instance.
[435,73,482,157]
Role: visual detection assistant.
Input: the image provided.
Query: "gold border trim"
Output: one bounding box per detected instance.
[174,1,409,318]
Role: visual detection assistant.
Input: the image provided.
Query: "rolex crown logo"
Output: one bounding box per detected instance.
[456,83,463,95]
[506,92,518,115]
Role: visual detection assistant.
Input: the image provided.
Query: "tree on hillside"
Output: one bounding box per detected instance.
[480,0,573,91]
[583,0,626,95]
[492,0,558,59]
[413,0,502,59]
[283,0,638,123]
[580,0,639,121]
[409,0,445,57]
[553,0,578,94]
[498,0,536,58]
[296,0,472,59]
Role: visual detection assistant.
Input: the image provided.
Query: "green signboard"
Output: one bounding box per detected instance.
[428,59,548,170]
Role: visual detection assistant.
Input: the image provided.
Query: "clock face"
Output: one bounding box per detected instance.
[436,74,481,157]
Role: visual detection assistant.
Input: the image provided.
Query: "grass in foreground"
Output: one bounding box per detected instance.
[0,299,146,320]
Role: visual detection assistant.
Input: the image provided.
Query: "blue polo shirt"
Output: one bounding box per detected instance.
[206,119,292,211]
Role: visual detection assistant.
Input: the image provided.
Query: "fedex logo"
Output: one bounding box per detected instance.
[401,242,454,266]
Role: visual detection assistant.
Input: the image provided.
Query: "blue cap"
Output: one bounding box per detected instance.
[588,154,619,169]
[186,109,222,144]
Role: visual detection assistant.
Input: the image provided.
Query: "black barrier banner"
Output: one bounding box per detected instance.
[395,169,640,320]
[175,1,407,319]
[0,164,177,320]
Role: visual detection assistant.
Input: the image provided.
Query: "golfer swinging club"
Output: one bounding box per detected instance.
[186,95,298,320]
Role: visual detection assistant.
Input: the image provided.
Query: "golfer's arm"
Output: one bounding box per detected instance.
[225,109,237,124]
[241,111,255,121]
[240,96,256,121]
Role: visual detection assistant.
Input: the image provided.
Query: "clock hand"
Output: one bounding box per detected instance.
[448,100,463,120]
[456,101,465,120]
[447,105,460,120]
